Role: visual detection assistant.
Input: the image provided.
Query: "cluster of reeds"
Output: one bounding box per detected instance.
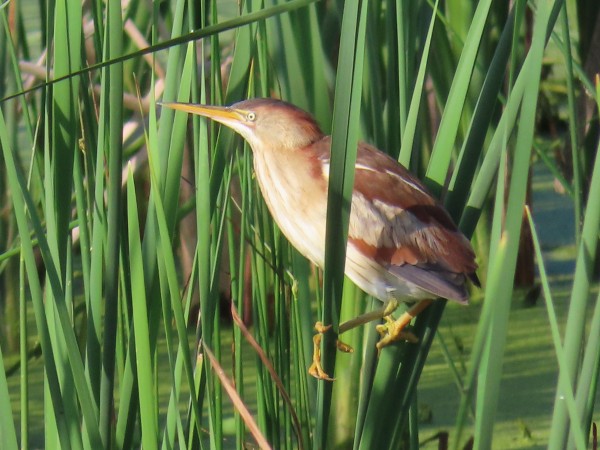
[0,0,598,449]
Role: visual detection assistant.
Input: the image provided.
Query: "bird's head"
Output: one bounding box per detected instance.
[160,98,325,153]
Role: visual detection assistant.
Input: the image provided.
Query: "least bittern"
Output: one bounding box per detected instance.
[161,98,479,380]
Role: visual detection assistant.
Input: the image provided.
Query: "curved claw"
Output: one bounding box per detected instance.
[375,299,434,352]
[314,321,332,333]
[375,317,419,352]
[336,340,354,353]
[308,322,354,381]
[308,332,335,381]
[308,361,335,381]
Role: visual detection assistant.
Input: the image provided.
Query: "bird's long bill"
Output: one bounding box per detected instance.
[159,102,242,124]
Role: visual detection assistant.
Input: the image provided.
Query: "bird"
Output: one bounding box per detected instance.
[160,98,479,380]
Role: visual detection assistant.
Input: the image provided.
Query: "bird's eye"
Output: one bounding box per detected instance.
[246,112,256,122]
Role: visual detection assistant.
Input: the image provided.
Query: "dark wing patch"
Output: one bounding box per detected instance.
[386,264,469,302]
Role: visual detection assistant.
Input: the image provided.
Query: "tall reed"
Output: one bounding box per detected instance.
[0,0,598,448]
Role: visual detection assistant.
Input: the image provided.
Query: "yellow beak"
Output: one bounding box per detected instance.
[159,102,244,123]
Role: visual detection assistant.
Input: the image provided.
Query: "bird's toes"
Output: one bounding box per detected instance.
[375,320,419,352]
[314,321,332,334]
[336,339,353,353]
[308,361,335,381]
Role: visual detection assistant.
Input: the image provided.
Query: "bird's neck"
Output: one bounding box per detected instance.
[251,146,328,267]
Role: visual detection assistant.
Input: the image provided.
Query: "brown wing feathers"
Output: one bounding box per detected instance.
[350,142,477,287]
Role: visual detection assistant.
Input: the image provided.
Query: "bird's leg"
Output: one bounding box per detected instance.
[308,324,332,381]
[308,299,432,380]
[308,322,353,381]
[309,301,401,380]
[337,299,419,350]
[338,299,400,334]
[375,299,433,351]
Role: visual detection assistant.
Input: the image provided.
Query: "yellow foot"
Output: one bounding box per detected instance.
[375,315,419,352]
[308,322,353,381]
[374,299,433,352]
[308,332,334,381]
